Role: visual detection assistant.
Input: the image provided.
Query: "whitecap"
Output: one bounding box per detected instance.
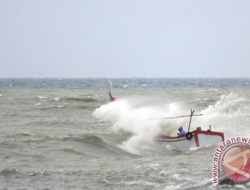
[53,97,60,101]
[203,98,210,100]
[57,105,65,108]
[93,99,181,155]
[37,96,48,99]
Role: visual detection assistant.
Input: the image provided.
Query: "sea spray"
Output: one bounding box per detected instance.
[195,93,250,137]
[93,93,250,154]
[93,99,186,154]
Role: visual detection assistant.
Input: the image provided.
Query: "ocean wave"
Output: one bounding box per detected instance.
[60,134,137,157]
[39,105,67,110]
[198,92,250,137]
[62,134,105,144]
[53,97,60,101]
[37,96,48,99]
[93,99,177,155]
[93,93,250,155]
[0,168,52,178]
[16,132,33,137]
[0,169,18,176]
[17,134,120,150]
[64,96,97,103]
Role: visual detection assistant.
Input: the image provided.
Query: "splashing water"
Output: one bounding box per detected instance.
[93,93,250,155]
[198,93,250,137]
[93,99,163,154]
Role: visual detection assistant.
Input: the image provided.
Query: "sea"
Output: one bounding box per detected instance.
[0,78,250,190]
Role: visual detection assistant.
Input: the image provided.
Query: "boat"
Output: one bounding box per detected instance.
[107,80,115,102]
[155,109,224,150]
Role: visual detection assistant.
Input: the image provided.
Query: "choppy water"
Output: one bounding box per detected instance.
[0,78,250,190]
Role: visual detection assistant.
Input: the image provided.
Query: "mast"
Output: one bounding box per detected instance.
[187,109,195,132]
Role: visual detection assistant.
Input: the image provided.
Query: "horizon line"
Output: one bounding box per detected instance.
[0,77,250,79]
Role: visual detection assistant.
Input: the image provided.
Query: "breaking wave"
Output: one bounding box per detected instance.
[198,93,250,137]
[93,93,250,155]
[93,98,186,155]
[61,134,136,157]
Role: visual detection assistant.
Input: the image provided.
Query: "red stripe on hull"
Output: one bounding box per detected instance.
[156,130,224,147]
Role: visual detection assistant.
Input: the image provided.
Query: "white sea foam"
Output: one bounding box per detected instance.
[93,99,186,154]
[57,105,65,108]
[53,97,60,101]
[37,96,48,99]
[197,93,250,137]
[93,93,250,154]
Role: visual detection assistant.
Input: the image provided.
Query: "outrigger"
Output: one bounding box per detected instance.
[155,109,224,150]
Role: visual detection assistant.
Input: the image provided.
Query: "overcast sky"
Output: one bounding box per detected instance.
[0,0,249,78]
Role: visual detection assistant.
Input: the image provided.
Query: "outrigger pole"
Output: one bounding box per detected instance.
[150,110,202,120]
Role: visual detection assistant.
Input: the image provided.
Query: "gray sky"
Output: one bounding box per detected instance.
[0,0,249,78]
